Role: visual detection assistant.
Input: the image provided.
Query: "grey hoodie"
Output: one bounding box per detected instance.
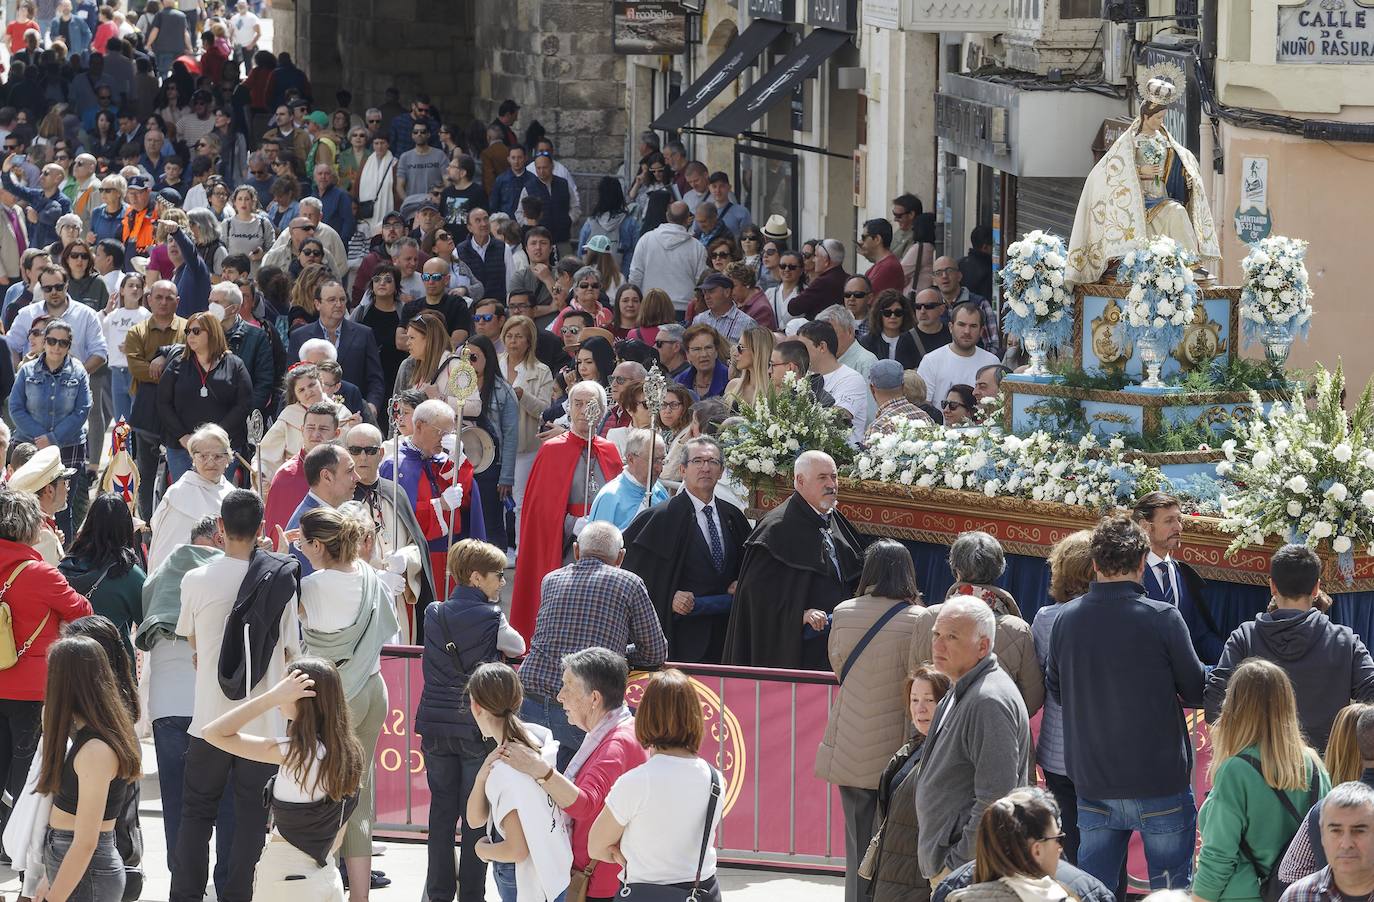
[1204,606,1374,748]
[627,222,707,310]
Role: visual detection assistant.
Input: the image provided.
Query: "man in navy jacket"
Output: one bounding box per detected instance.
[312,163,355,243]
[288,278,385,418]
[1134,490,1226,663]
[456,207,506,301]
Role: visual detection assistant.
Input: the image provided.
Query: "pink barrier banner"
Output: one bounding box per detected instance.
[373,647,848,872]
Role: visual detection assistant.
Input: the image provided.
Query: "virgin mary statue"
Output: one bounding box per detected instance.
[1065,75,1220,286]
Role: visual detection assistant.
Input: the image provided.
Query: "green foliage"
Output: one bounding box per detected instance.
[1120,417,1232,454]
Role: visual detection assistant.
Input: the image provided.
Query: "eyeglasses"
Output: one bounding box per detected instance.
[858,234,872,242]
[913,302,944,310]
[802,252,815,260]
[892,208,914,219]
[932,267,958,277]
[577,282,600,290]
[560,326,584,336]
[734,342,747,353]
[762,247,779,256]
[192,450,230,461]
[300,248,323,258]
[292,223,316,231]
[465,353,480,363]
[348,445,384,457]
[54,154,69,162]
[187,326,207,336]
[687,344,715,355]
[778,263,799,271]
[367,117,382,124]
[1038,833,1066,844]
[609,375,632,385]
[686,456,723,468]
[710,251,732,260]
[843,291,868,299]
[45,336,72,348]
[653,339,678,348]
[435,233,452,242]
[419,272,446,282]
[27,327,43,337]
[940,400,968,410]
[881,308,904,318]
[473,313,497,323]
[41,282,67,292]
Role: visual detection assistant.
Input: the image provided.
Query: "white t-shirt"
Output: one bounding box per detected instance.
[272,740,328,803]
[821,364,872,446]
[604,756,722,885]
[148,638,196,721]
[916,344,1000,413]
[300,564,366,633]
[484,723,571,902]
[101,305,151,368]
[230,11,259,46]
[176,556,300,740]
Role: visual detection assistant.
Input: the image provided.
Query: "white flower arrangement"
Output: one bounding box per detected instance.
[999,230,1074,351]
[1239,235,1314,344]
[718,371,852,481]
[1115,235,1199,349]
[1218,364,1374,580]
[851,420,1157,507]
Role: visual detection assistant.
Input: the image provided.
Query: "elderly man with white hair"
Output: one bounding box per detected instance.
[723,450,864,670]
[509,380,624,640]
[261,196,347,277]
[516,518,668,769]
[913,594,1032,880]
[816,304,879,379]
[587,428,668,531]
[380,398,483,603]
[211,280,276,414]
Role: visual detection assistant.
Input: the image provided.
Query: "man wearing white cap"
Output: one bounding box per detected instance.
[7,445,76,563]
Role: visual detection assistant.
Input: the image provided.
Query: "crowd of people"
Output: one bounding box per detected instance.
[0,10,1369,902]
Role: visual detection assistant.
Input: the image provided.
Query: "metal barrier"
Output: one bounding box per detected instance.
[373,646,847,873]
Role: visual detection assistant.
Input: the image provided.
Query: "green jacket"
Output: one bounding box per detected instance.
[1195,745,1330,901]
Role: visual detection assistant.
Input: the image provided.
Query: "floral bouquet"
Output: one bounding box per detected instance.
[718,371,852,482]
[1239,236,1313,370]
[851,420,1157,507]
[1137,134,1167,193]
[1116,236,1199,386]
[999,230,1073,375]
[1217,363,1374,581]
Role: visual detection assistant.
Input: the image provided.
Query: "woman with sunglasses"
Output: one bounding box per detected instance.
[291,237,328,278]
[724,326,774,411]
[90,174,128,245]
[940,384,979,427]
[61,239,108,312]
[628,151,674,222]
[859,289,922,370]
[739,227,765,270]
[395,311,454,396]
[204,176,233,221]
[765,250,806,330]
[548,265,613,336]
[100,274,150,424]
[757,239,783,290]
[337,127,371,197]
[582,236,624,299]
[9,319,91,500]
[459,335,519,550]
[706,236,741,275]
[156,311,253,482]
[941,788,1066,902]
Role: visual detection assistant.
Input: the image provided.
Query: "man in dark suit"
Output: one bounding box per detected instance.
[621,435,750,664]
[456,207,506,300]
[1134,490,1225,664]
[288,278,386,420]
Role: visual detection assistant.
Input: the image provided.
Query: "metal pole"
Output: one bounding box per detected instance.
[640,365,667,510]
[388,395,402,558]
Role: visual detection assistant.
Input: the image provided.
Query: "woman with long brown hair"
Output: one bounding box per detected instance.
[297,507,399,902]
[394,311,455,396]
[37,635,142,902]
[155,309,253,483]
[466,661,572,902]
[202,659,366,902]
[945,788,1065,902]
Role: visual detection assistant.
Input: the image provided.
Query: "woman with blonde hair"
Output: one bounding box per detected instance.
[1194,658,1329,902]
[1032,529,1094,863]
[724,326,773,410]
[296,506,400,902]
[288,261,330,329]
[498,314,554,550]
[1324,703,1374,785]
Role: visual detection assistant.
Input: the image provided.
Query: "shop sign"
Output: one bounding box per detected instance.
[935,92,1010,157]
[1277,0,1374,63]
[613,0,688,54]
[863,0,900,28]
[1234,155,1273,245]
[808,0,858,31]
[748,0,796,21]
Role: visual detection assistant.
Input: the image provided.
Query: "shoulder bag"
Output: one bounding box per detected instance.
[357,158,396,221]
[619,767,722,901]
[0,561,48,671]
[1235,753,1321,902]
[840,601,910,684]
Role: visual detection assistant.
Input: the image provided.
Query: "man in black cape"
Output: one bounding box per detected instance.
[622,435,750,663]
[723,450,864,670]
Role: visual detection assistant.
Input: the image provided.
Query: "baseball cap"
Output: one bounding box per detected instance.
[158,187,182,206]
[698,273,732,291]
[582,234,613,254]
[306,110,329,128]
[382,211,405,225]
[417,199,440,214]
[869,359,904,390]
[126,175,150,190]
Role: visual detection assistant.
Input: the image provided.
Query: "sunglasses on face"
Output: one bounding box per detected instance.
[55,154,69,162]
[710,251,731,260]
[419,272,446,282]
[28,327,43,337]
[348,445,384,456]
[941,400,968,410]
[473,313,496,323]
[913,302,944,310]
[653,339,677,348]
[560,326,583,336]
[778,263,800,271]
[577,282,600,290]
[45,336,72,348]
[465,353,480,363]
[68,253,90,260]
[187,326,207,336]
[41,282,66,292]
[435,233,452,242]
[843,291,868,299]
[300,248,323,258]
[882,308,904,318]
[367,118,382,125]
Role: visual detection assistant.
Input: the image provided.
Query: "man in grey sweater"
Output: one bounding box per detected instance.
[913,595,1032,881]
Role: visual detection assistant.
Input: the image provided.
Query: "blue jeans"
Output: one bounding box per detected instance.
[111,366,133,424]
[519,693,585,772]
[44,828,123,902]
[421,733,489,902]
[1077,788,1196,894]
[491,863,565,902]
[165,447,193,484]
[151,717,233,894]
[155,51,177,78]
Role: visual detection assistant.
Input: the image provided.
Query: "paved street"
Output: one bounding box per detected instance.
[0,741,843,901]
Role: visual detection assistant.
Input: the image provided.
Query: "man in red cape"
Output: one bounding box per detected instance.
[510,381,622,639]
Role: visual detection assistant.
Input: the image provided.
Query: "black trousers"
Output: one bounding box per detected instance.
[168,738,277,902]
[0,699,42,834]
[133,432,164,522]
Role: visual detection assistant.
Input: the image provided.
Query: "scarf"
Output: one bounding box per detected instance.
[301,563,400,699]
[565,705,633,781]
[1001,875,1068,902]
[359,152,396,220]
[137,544,224,651]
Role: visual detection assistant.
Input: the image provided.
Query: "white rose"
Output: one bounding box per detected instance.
[1252,449,1274,470]
[1153,315,1166,329]
[1334,443,1354,463]
[917,474,935,488]
[1216,461,1233,477]
[1334,535,1354,554]
[1263,274,1282,289]
[1363,489,1374,509]
[1311,521,1333,539]
[1158,300,1175,316]
[922,454,939,469]
[899,469,914,485]
[1328,483,1349,502]
[1033,301,1050,316]
[1286,475,1308,494]
[1048,271,1064,287]
[1063,491,1078,506]
[1222,439,1237,461]
[946,473,965,490]
[760,459,776,476]
[1018,265,1035,280]
[984,480,1000,497]
[1287,500,1303,517]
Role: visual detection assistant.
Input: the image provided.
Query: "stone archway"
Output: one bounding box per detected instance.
[700,17,739,176]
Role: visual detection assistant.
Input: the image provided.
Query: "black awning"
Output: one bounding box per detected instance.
[651,20,789,132]
[702,28,850,137]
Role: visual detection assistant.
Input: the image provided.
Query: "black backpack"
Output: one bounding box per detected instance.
[1235,753,1322,902]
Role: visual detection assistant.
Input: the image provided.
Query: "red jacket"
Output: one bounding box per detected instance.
[0,540,93,701]
[566,722,648,897]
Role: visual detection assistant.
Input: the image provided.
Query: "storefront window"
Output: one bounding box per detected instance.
[735,144,798,240]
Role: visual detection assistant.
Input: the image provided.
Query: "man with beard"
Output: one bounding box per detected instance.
[724,450,863,670]
[621,435,747,664]
[1134,490,1224,664]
